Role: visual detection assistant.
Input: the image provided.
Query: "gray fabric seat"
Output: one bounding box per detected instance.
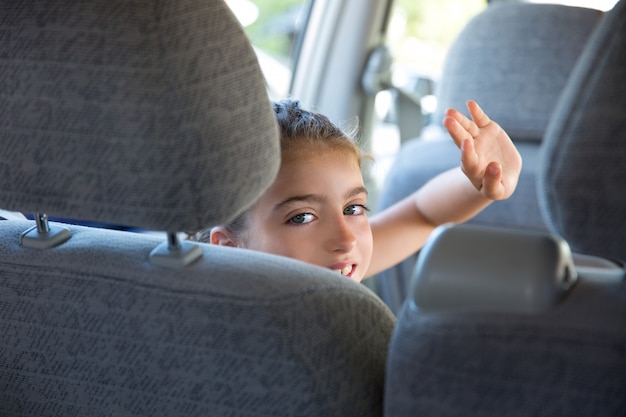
[0,1,395,416]
[384,0,626,415]
[376,3,603,314]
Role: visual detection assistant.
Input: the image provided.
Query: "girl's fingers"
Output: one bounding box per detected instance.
[445,106,480,138]
[460,139,479,177]
[466,100,491,129]
[481,162,504,199]
[443,115,476,150]
[460,139,488,192]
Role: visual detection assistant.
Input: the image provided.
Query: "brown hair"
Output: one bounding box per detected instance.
[188,98,363,242]
[273,98,362,166]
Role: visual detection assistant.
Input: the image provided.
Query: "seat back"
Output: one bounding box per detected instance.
[538,2,626,264]
[376,3,602,314]
[385,1,626,415]
[433,3,602,143]
[0,1,395,416]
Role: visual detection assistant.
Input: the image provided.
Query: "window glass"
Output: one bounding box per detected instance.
[528,0,617,11]
[371,0,487,189]
[226,0,309,99]
[369,0,617,189]
[388,0,486,80]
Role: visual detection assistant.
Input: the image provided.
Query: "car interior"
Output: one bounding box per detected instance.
[0,0,624,416]
[0,1,395,415]
[375,0,604,313]
[386,2,626,414]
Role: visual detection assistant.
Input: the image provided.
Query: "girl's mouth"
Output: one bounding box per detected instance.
[332,264,354,278]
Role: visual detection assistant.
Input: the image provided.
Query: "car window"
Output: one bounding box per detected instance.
[528,0,617,10]
[371,0,487,188]
[226,0,310,99]
[369,0,618,188]
[227,0,618,192]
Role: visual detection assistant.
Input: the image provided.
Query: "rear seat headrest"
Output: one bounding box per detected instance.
[0,0,280,232]
[434,3,602,142]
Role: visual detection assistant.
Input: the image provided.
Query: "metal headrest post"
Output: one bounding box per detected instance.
[19,213,71,250]
[149,232,203,269]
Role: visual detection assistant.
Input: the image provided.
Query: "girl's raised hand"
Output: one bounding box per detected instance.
[443,100,522,200]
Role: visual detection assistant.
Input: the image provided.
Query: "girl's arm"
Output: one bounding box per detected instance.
[366,100,522,277]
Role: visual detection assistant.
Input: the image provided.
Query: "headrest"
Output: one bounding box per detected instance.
[538,0,626,263]
[410,224,576,314]
[0,0,280,233]
[434,3,601,142]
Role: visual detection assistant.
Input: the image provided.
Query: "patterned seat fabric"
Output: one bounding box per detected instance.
[0,1,395,416]
[385,1,626,416]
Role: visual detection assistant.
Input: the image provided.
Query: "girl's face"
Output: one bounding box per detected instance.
[240,147,373,282]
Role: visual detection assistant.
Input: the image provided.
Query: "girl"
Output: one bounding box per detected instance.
[191,98,522,282]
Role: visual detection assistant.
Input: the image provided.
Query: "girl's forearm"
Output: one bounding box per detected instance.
[366,167,491,277]
[414,166,493,226]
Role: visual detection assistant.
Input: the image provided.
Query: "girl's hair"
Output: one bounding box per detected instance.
[188,98,363,243]
[273,98,362,166]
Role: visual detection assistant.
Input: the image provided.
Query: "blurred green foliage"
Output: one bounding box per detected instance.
[241,0,486,74]
[243,0,304,63]
[396,0,486,43]
[389,0,486,74]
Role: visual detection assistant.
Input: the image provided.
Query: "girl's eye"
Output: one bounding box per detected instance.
[289,213,315,225]
[343,204,369,216]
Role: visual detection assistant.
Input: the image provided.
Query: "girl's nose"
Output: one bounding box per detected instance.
[326,216,357,253]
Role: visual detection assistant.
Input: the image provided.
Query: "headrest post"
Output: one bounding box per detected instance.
[20,213,71,250]
[150,232,202,269]
[167,232,182,251]
[35,213,51,234]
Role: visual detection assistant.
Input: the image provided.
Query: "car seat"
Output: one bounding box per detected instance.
[376,2,603,314]
[0,1,395,416]
[384,0,626,415]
